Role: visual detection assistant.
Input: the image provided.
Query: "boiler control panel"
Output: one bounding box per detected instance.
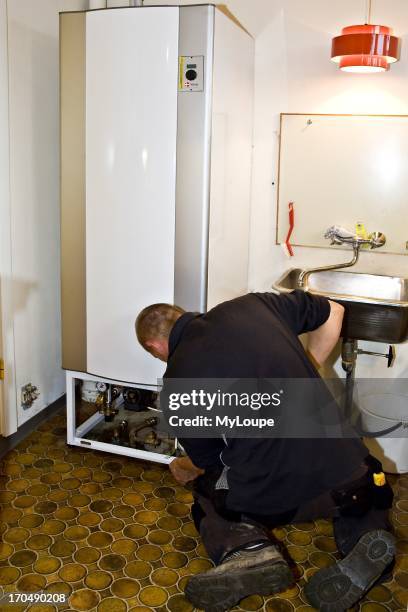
[179,56,204,92]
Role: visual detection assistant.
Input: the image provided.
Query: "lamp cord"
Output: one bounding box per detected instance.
[366,0,372,24]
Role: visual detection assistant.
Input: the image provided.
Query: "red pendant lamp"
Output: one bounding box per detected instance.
[331,0,401,72]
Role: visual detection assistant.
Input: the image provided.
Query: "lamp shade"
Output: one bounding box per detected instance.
[331,24,401,72]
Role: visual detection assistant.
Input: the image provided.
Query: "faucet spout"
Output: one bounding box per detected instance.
[298,245,360,288]
[297,226,386,289]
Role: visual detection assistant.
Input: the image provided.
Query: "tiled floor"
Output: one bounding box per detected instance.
[0,408,407,611]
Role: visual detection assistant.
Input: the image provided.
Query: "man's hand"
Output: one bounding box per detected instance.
[307,300,345,368]
[169,456,205,485]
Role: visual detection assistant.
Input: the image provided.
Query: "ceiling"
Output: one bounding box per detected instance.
[145,0,408,38]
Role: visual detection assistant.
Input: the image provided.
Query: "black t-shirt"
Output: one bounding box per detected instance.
[164,291,367,515]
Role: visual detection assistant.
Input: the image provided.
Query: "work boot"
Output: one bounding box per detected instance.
[333,511,395,584]
[305,529,395,611]
[184,543,293,612]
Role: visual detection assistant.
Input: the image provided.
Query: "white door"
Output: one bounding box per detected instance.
[85,8,179,385]
[0,0,88,435]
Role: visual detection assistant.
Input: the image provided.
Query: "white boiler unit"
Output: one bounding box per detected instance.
[60,4,254,462]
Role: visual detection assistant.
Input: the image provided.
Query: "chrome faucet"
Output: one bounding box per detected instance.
[297,226,386,288]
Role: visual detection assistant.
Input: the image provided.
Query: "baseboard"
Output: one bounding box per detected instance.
[0,395,66,459]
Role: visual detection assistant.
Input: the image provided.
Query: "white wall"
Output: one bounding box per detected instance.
[0,0,88,433]
[3,0,407,435]
[248,1,408,378]
[142,0,408,379]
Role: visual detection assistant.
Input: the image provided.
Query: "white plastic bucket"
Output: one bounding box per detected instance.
[359,393,408,474]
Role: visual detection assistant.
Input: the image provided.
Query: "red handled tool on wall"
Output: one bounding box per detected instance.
[284,201,295,257]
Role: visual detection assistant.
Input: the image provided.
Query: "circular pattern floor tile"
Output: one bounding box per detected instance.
[97,598,127,612]
[99,553,126,571]
[10,549,37,567]
[157,516,182,531]
[137,544,162,562]
[81,482,101,495]
[27,483,50,496]
[85,570,113,590]
[55,507,79,521]
[90,499,113,513]
[167,503,190,518]
[139,585,168,607]
[4,527,29,544]
[173,536,197,552]
[287,531,312,546]
[151,567,178,587]
[154,486,175,499]
[59,563,87,582]
[111,538,138,555]
[69,494,91,508]
[16,453,36,465]
[144,498,166,511]
[134,510,158,525]
[17,573,46,592]
[123,524,148,539]
[264,599,295,612]
[112,476,132,489]
[44,581,72,597]
[33,556,61,574]
[111,577,140,598]
[34,501,57,514]
[148,529,172,545]
[8,478,29,492]
[181,522,199,538]
[162,552,189,569]
[187,558,213,574]
[27,534,53,550]
[92,471,112,483]
[87,531,113,548]
[41,472,62,484]
[71,467,92,479]
[2,508,23,524]
[50,539,76,557]
[41,519,66,535]
[124,560,152,579]
[0,566,21,585]
[19,513,44,529]
[100,518,124,533]
[309,551,335,568]
[0,543,14,560]
[47,489,69,502]
[112,504,135,519]
[103,487,123,500]
[132,481,154,494]
[74,547,101,565]
[14,495,36,508]
[239,594,264,610]
[64,525,90,541]
[121,463,143,477]
[69,589,100,611]
[167,594,194,612]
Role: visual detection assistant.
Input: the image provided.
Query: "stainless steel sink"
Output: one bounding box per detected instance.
[273,268,408,343]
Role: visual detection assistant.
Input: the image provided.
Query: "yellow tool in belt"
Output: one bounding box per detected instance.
[373,472,386,486]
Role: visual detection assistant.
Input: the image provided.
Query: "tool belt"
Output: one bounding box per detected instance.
[331,455,394,518]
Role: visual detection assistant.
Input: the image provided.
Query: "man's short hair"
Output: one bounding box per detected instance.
[135,303,185,348]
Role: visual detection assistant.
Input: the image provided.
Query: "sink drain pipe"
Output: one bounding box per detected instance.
[341,338,400,436]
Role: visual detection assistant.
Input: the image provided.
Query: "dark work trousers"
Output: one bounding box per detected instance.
[191,463,392,565]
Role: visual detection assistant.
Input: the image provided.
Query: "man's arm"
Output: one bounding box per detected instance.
[307,300,344,368]
[169,456,205,485]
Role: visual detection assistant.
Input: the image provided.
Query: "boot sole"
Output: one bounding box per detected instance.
[305,529,395,612]
[184,561,293,612]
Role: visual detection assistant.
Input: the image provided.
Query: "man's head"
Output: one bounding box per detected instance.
[135,303,185,361]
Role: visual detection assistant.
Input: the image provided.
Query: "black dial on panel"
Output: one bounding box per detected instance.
[185,69,197,81]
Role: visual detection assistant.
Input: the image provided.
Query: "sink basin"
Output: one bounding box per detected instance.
[273,268,408,343]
